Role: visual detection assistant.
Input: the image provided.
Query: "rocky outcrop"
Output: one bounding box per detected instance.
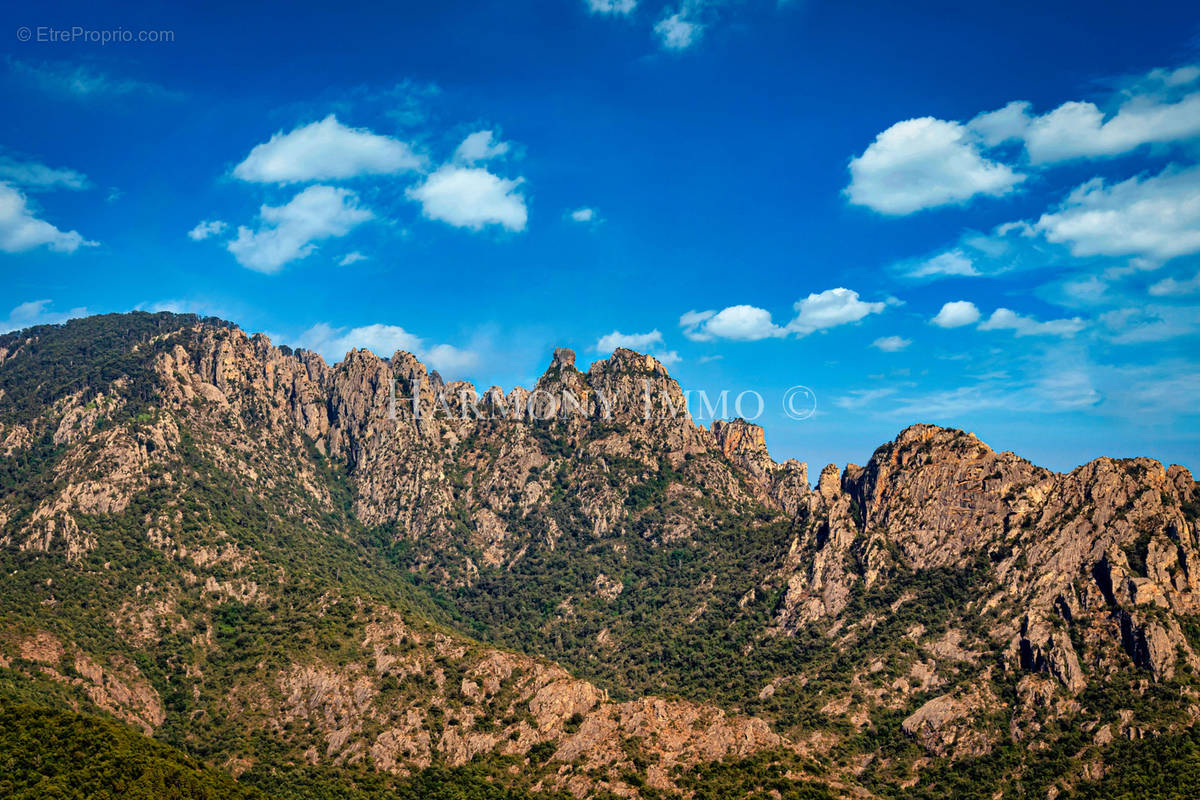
[902,683,998,758]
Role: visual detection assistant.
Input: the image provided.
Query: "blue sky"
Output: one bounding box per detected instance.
[2,0,1199,474]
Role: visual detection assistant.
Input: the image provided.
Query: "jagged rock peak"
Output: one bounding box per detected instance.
[588,347,671,377]
[711,418,769,461]
[550,347,576,370]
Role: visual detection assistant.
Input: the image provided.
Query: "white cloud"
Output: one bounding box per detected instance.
[586,0,636,14]
[595,329,664,352]
[454,130,510,164]
[682,288,886,342]
[0,299,88,333]
[338,251,368,266]
[872,335,911,352]
[570,207,597,223]
[295,321,477,375]
[1034,165,1200,261]
[139,298,228,318]
[655,12,701,50]
[1149,270,1200,297]
[846,117,1025,215]
[1026,95,1200,163]
[679,309,716,341]
[977,308,1085,337]
[594,329,679,364]
[966,64,1200,163]
[931,300,981,328]
[232,115,423,184]
[187,219,228,241]
[906,249,979,278]
[0,157,88,191]
[1035,95,1199,166]
[407,165,527,231]
[967,101,1034,147]
[226,185,374,273]
[0,183,96,253]
[788,288,885,334]
[682,305,784,341]
[654,350,682,366]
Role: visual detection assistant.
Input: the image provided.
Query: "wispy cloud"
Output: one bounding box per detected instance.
[0,299,88,333]
[7,57,178,100]
[872,335,911,352]
[0,155,88,191]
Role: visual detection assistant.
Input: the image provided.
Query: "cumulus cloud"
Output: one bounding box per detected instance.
[454,130,510,164]
[0,156,88,191]
[586,0,636,13]
[789,288,885,334]
[681,288,885,342]
[931,300,981,328]
[225,185,374,273]
[0,299,88,333]
[655,12,702,50]
[977,308,1085,337]
[570,207,597,223]
[966,100,1034,147]
[338,251,368,266]
[846,117,1025,215]
[968,65,1200,163]
[187,219,227,241]
[681,305,784,341]
[407,165,527,231]
[0,183,96,253]
[233,115,423,184]
[872,335,911,352]
[1034,164,1200,261]
[295,321,477,375]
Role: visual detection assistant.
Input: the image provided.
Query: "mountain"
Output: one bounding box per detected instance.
[1,312,1198,799]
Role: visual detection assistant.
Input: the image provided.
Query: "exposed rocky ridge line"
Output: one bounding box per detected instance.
[0,316,809,798]
[3,313,1200,795]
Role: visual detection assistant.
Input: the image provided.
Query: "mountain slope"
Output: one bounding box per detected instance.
[1,312,1199,797]
[0,314,804,799]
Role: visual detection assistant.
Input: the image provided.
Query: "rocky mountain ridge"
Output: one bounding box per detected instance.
[2,312,1198,798]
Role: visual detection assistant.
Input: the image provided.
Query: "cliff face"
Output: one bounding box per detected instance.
[1,313,1199,797]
